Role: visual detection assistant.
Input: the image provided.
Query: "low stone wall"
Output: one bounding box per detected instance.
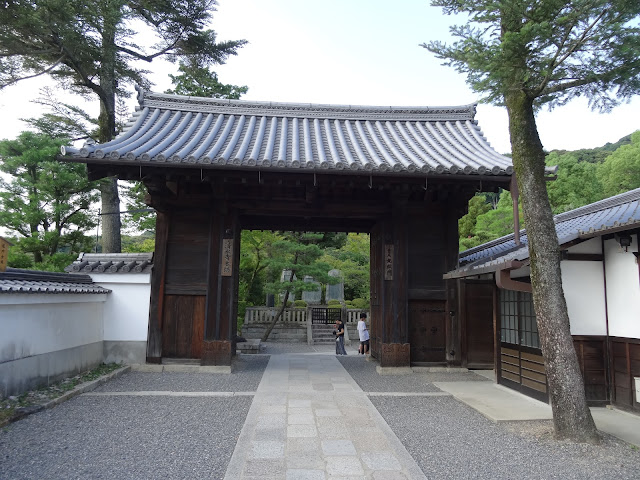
[242,323,308,343]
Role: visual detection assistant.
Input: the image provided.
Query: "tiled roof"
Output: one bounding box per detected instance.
[60,87,515,177]
[0,268,111,294]
[65,252,153,274]
[453,188,640,276]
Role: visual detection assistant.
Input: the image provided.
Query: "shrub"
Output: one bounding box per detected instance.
[351,298,369,309]
[294,300,307,308]
[327,299,342,307]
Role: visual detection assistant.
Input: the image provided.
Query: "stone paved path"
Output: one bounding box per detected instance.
[224,353,426,480]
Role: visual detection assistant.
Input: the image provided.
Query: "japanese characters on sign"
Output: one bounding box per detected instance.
[0,237,10,272]
[221,238,233,276]
[384,244,393,280]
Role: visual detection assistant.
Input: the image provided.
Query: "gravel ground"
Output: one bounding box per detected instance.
[0,394,252,480]
[371,395,640,480]
[337,356,489,392]
[95,355,269,393]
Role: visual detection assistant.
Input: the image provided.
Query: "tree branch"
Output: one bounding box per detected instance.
[0,57,64,88]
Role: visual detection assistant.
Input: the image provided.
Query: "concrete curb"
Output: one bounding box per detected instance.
[130,364,232,374]
[0,366,131,428]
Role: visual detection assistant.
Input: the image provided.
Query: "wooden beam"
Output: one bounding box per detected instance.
[146,211,170,362]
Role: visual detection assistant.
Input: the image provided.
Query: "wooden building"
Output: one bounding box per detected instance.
[446,188,640,411]
[61,87,516,367]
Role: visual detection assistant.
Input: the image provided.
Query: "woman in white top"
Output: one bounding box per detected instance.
[357,312,369,355]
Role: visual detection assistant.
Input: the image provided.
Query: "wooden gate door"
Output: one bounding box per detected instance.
[408,300,446,363]
[161,295,205,358]
[464,282,494,368]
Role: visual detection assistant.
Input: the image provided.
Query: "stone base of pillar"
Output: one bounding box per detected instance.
[379,343,411,367]
[201,340,232,366]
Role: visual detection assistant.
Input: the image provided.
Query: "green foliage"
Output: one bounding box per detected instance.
[320,233,370,301]
[120,182,156,235]
[122,235,155,253]
[239,230,283,306]
[545,152,603,213]
[460,190,521,251]
[0,131,98,266]
[597,131,640,198]
[459,195,492,239]
[293,300,307,308]
[349,298,370,309]
[166,63,248,99]
[7,249,33,269]
[327,299,342,307]
[264,232,338,301]
[424,1,640,111]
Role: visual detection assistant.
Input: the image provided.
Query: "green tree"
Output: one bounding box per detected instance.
[261,232,337,342]
[459,194,492,248]
[0,0,246,253]
[460,190,519,251]
[597,130,640,197]
[424,0,640,442]
[321,233,370,301]
[546,152,604,213]
[165,62,248,99]
[0,131,98,267]
[239,230,283,307]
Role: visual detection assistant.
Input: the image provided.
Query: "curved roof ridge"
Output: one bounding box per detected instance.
[135,86,478,122]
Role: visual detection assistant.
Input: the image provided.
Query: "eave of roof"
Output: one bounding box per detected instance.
[64,252,154,274]
[0,268,111,294]
[60,87,515,179]
[449,188,640,278]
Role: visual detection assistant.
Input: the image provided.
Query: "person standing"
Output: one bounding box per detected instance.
[335,318,347,355]
[357,312,369,355]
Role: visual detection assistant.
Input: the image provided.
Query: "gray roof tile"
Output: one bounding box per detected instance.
[64,252,154,274]
[61,87,515,177]
[454,188,640,275]
[0,268,110,294]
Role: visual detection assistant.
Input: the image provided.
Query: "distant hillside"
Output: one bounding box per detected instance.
[547,133,633,163]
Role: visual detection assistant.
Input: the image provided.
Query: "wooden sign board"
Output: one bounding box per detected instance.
[221,238,233,276]
[384,244,393,280]
[0,237,11,272]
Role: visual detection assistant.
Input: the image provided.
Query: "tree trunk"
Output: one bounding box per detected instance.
[261,290,290,342]
[97,11,121,253]
[505,91,599,443]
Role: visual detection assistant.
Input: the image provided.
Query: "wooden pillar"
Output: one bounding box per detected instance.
[202,207,240,366]
[146,211,170,363]
[377,198,410,367]
[445,198,462,365]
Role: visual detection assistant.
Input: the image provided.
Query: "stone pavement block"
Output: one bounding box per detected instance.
[326,456,364,476]
[289,399,313,408]
[257,414,287,429]
[316,408,342,417]
[313,383,335,391]
[322,439,357,456]
[287,424,318,438]
[262,405,287,414]
[249,440,285,459]
[361,452,402,471]
[253,427,286,441]
[286,469,325,480]
[287,437,320,453]
[243,459,286,477]
[286,452,326,470]
[289,413,315,425]
[318,424,352,439]
[352,432,390,452]
[289,407,313,416]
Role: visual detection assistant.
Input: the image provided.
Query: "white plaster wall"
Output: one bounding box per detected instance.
[0,294,106,363]
[604,236,640,339]
[567,237,602,255]
[88,273,151,342]
[561,261,607,336]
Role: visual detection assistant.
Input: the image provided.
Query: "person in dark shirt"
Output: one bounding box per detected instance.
[335,318,347,355]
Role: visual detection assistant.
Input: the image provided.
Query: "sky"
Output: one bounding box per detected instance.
[0,0,639,155]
